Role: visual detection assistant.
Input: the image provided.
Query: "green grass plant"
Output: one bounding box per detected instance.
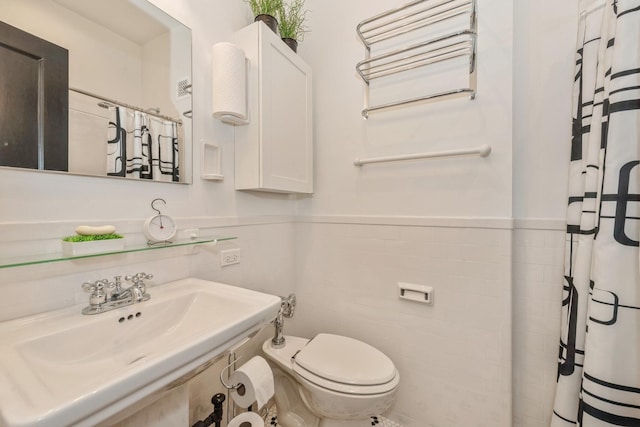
[278,0,308,41]
[62,233,123,242]
[246,0,283,17]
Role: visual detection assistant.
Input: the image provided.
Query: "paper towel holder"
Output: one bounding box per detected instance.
[214,58,250,126]
[220,356,247,395]
[211,42,250,126]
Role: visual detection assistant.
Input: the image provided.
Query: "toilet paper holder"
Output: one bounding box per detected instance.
[220,356,247,396]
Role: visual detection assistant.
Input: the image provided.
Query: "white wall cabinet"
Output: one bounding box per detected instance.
[232,22,313,194]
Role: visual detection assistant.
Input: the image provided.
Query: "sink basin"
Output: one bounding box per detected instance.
[0,278,281,427]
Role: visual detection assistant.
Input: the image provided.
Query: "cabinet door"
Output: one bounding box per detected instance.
[260,33,313,193]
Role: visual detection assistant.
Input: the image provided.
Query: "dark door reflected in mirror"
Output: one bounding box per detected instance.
[0,0,192,183]
[0,21,68,171]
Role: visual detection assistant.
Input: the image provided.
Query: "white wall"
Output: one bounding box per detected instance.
[0,2,297,424]
[281,0,516,425]
[0,0,581,425]
[513,1,576,220]
[512,1,578,426]
[1,0,143,105]
[291,0,578,425]
[291,221,512,427]
[512,226,565,427]
[0,0,295,225]
[297,0,513,218]
[141,32,174,116]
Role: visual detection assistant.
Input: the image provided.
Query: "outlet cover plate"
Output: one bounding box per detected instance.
[220,249,241,267]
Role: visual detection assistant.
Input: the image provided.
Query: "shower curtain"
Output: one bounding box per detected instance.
[551,0,640,425]
[107,106,180,182]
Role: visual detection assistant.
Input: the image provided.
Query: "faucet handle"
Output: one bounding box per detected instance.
[280,294,296,318]
[124,274,137,285]
[124,273,152,296]
[125,273,153,283]
[82,282,96,292]
[82,280,107,306]
[82,280,106,292]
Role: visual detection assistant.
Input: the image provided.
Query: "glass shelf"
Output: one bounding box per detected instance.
[0,236,236,270]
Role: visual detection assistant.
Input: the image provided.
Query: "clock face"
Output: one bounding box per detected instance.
[144,214,177,243]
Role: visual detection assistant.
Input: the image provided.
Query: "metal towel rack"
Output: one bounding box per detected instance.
[356,0,477,118]
[354,144,490,167]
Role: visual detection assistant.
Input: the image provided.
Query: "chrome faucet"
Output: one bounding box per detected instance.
[271,294,296,348]
[82,273,152,315]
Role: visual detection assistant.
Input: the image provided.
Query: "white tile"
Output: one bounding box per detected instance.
[398,226,463,244]
[461,228,511,248]
[514,229,546,247]
[108,386,189,427]
[544,263,565,284]
[513,262,545,282]
[448,258,505,280]
[385,239,454,259]
[544,229,566,248]
[3,220,555,427]
[517,245,565,266]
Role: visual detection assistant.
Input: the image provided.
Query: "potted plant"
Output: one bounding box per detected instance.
[246,0,283,34]
[277,0,308,53]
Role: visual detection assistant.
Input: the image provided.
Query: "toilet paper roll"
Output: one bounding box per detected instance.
[229,356,274,410]
[212,42,248,125]
[228,411,264,427]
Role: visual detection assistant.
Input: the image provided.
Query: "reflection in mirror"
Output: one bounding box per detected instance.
[0,0,192,183]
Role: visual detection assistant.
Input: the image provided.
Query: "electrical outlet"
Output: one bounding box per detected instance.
[220,249,241,267]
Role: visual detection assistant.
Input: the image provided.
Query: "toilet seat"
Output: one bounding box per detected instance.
[292,334,399,395]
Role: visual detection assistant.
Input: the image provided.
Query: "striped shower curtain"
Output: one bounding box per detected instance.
[107,106,180,182]
[551,0,640,425]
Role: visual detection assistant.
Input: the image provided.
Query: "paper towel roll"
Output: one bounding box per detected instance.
[229,356,274,409]
[228,411,264,427]
[212,42,248,125]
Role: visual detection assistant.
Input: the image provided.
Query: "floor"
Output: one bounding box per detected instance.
[264,405,403,427]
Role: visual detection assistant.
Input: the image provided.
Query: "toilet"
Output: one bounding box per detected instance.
[262,333,400,427]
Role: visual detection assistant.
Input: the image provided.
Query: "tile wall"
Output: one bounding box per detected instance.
[512,226,565,427]
[0,219,296,426]
[289,220,513,427]
[0,219,567,426]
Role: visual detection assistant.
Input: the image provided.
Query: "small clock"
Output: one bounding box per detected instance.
[143,214,177,243]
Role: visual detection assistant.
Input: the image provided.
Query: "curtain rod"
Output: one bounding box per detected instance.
[69,87,183,125]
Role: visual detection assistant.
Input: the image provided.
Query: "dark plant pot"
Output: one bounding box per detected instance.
[282,38,298,53]
[255,14,278,34]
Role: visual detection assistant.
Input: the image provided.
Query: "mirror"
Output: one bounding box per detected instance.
[0,0,192,183]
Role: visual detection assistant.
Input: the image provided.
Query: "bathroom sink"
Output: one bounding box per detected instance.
[0,278,281,427]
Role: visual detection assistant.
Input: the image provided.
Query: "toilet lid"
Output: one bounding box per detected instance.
[292,334,397,386]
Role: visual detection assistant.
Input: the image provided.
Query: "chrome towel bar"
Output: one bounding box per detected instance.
[357,0,472,47]
[354,144,491,167]
[356,29,476,83]
[356,0,477,117]
[362,88,475,118]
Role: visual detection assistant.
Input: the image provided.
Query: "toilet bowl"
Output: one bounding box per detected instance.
[262,334,399,427]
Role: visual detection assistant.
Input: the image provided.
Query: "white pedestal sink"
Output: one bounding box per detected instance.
[0,278,281,427]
